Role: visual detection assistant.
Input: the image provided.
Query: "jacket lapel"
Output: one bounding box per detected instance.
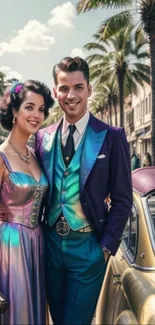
[42,122,60,201]
[80,125,107,191]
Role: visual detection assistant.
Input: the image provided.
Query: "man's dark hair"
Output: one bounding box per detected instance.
[53,56,90,85]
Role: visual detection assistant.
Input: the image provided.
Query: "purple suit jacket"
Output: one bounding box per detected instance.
[35,113,132,255]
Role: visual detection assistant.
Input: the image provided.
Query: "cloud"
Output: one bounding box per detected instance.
[0,20,55,56]
[48,2,76,28]
[0,66,22,81]
[0,2,76,56]
[70,48,85,58]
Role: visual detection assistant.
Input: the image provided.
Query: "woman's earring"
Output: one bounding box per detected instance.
[12,116,16,124]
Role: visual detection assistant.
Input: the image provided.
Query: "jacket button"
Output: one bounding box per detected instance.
[83,202,87,206]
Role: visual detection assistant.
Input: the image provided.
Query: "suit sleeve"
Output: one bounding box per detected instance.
[100,128,132,255]
[35,130,43,161]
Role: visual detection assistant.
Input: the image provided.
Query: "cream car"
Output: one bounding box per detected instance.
[96,167,155,325]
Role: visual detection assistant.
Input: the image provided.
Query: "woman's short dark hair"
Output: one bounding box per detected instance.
[53,56,90,85]
[0,80,54,131]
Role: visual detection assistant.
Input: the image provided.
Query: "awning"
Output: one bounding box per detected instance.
[127,135,137,142]
[138,132,145,140]
[127,132,137,142]
[143,131,151,140]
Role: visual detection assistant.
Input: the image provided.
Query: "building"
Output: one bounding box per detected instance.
[95,83,152,162]
[126,83,151,158]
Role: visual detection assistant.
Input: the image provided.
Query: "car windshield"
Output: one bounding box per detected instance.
[147,193,155,231]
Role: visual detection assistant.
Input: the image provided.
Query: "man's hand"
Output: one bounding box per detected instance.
[103,250,110,262]
[101,246,111,262]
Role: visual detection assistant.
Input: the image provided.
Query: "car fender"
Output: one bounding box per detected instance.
[122,269,155,324]
[114,310,138,325]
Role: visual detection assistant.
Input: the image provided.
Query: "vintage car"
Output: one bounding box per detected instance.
[96,167,155,325]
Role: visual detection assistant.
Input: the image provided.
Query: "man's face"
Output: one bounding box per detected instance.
[53,70,92,123]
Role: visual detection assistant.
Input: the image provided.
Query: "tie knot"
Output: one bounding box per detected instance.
[68,124,76,135]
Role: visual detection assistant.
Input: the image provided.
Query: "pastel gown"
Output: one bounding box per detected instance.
[0,152,48,325]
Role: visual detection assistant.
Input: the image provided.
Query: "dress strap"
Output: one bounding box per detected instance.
[0,152,13,172]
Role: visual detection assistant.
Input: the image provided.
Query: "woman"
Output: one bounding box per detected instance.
[0,80,54,324]
[143,152,152,167]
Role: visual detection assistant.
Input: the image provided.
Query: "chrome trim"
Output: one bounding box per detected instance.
[141,196,155,254]
[121,202,138,265]
[113,279,121,285]
[123,248,135,265]
[131,263,155,271]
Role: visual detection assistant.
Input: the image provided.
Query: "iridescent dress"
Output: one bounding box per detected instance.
[0,152,48,325]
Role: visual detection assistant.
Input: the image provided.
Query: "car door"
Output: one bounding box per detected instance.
[96,203,138,325]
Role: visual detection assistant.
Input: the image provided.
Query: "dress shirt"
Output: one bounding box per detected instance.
[61,110,90,150]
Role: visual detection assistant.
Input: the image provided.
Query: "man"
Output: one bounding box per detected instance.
[36,57,132,325]
[131,152,140,171]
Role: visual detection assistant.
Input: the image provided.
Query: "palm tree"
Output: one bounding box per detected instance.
[0,72,5,96]
[92,80,119,125]
[90,93,107,121]
[76,0,155,163]
[84,27,150,126]
[102,82,119,126]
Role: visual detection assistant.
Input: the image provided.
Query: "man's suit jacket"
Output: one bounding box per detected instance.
[35,113,132,255]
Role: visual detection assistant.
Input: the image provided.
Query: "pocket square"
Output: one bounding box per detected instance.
[97,154,106,159]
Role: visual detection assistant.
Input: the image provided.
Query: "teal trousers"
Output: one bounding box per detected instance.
[44,225,107,325]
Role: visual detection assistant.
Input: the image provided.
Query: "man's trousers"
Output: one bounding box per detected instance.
[44,225,107,325]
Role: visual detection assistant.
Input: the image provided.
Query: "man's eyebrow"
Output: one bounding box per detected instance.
[75,83,84,86]
[58,83,84,88]
[58,85,68,89]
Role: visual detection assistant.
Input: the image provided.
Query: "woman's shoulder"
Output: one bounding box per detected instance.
[0,144,6,164]
[0,143,11,179]
[0,154,6,184]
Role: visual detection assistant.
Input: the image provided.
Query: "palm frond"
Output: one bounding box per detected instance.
[86,54,108,65]
[135,24,148,45]
[97,10,133,40]
[76,0,132,14]
[84,42,108,53]
[86,52,113,65]
[93,33,110,46]
[125,72,139,95]
[136,51,150,59]
[134,63,150,75]
[131,69,150,85]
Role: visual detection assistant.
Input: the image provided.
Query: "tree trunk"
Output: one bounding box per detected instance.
[113,94,118,127]
[150,35,155,166]
[117,73,125,127]
[100,110,104,121]
[114,104,117,127]
[109,103,112,125]
[0,73,5,96]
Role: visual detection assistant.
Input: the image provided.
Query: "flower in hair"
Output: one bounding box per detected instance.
[10,82,23,95]
[14,84,23,93]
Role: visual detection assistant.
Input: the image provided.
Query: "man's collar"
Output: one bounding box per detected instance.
[62,110,90,135]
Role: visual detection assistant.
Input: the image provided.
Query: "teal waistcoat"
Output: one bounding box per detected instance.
[47,128,90,230]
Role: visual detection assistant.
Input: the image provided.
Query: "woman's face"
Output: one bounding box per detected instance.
[13,91,45,136]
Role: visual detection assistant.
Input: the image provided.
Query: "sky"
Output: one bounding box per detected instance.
[0,0,117,89]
